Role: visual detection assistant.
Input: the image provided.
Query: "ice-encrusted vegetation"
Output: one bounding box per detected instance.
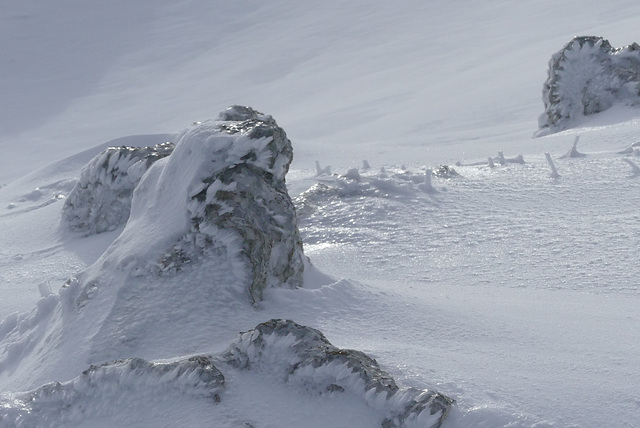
[537,36,640,136]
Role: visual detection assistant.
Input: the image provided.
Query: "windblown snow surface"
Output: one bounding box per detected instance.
[1,1,640,427]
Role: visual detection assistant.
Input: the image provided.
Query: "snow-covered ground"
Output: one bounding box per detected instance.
[2,1,640,427]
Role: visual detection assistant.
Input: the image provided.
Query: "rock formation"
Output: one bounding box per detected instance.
[536,36,640,136]
[62,142,174,235]
[0,355,224,426]
[224,319,454,428]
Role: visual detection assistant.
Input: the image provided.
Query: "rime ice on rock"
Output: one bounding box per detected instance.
[62,143,174,235]
[537,36,640,136]
[224,319,454,428]
[63,106,304,303]
[183,106,305,302]
[0,355,224,425]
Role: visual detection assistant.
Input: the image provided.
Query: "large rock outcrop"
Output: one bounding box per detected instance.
[223,319,454,428]
[63,106,304,303]
[186,106,305,302]
[536,36,640,136]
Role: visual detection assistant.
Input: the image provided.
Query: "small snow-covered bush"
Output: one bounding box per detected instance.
[536,36,640,136]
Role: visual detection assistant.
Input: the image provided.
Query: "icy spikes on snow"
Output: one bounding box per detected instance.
[622,158,640,177]
[560,135,586,158]
[315,160,332,176]
[420,169,437,193]
[223,319,454,428]
[545,152,560,178]
[62,143,174,235]
[536,36,640,136]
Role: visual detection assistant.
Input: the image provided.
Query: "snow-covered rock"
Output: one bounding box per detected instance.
[223,319,453,428]
[62,142,174,235]
[0,355,224,427]
[190,105,305,302]
[536,36,640,136]
[0,107,307,389]
[66,106,304,303]
[0,320,454,428]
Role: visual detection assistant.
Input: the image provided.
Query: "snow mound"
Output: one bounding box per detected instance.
[537,36,640,136]
[0,355,224,427]
[62,142,174,235]
[223,319,453,428]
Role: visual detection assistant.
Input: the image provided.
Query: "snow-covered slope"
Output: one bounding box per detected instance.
[2,1,640,427]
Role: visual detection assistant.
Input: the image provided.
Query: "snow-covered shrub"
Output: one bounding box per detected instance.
[62,142,174,234]
[536,36,640,136]
[224,319,454,428]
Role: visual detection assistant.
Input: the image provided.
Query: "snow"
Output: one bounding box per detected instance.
[2,1,640,427]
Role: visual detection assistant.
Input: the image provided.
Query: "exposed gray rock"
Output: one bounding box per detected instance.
[62,106,304,303]
[223,319,454,428]
[174,106,305,302]
[537,36,640,136]
[62,142,174,235]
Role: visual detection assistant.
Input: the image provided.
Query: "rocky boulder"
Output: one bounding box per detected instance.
[223,319,454,428]
[0,355,224,426]
[62,142,174,235]
[536,36,640,136]
[167,106,305,302]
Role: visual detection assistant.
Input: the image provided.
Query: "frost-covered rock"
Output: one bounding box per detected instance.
[537,36,640,136]
[0,355,223,426]
[63,106,303,304]
[166,106,305,302]
[62,142,174,235]
[223,319,453,428]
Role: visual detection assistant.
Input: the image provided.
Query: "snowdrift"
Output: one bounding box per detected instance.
[0,107,452,427]
[537,36,640,136]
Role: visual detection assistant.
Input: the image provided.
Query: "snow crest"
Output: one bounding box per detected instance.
[223,319,453,428]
